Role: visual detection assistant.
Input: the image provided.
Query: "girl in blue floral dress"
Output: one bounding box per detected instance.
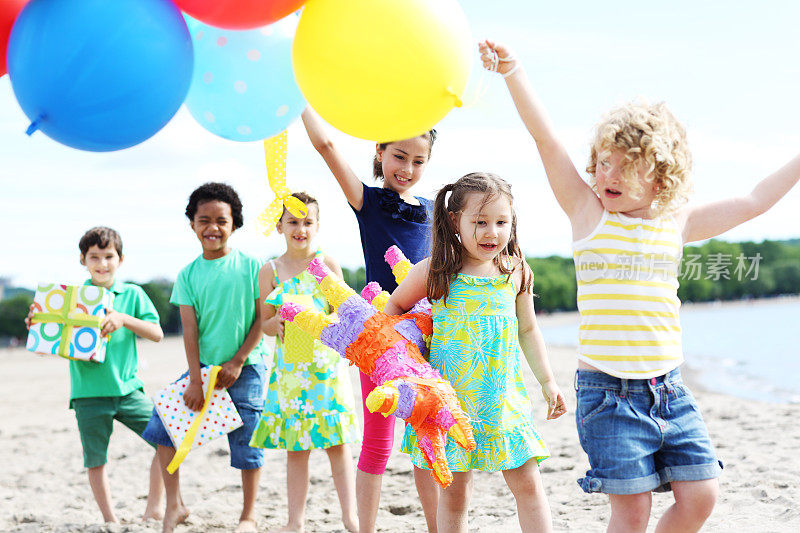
[385,173,567,533]
[251,192,359,533]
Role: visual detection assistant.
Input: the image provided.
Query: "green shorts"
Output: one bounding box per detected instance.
[72,388,156,468]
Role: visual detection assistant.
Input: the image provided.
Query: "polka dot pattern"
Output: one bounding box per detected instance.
[183,17,306,142]
[266,130,287,183]
[26,283,112,363]
[153,366,244,450]
[256,131,307,236]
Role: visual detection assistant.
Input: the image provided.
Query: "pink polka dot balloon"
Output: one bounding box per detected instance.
[183,15,305,142]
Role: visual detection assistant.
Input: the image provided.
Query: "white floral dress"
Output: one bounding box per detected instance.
[249,254,359,450]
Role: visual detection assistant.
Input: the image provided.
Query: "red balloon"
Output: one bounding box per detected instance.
[0,0,27,76]
[174,0,306,29]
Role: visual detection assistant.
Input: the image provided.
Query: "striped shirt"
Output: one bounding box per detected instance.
[572,211,684,378]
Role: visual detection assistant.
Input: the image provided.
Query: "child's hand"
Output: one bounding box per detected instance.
[273,314,285,341]
[216,360,243,389]
[479,39,517,76]
[183,379,205,411]
[541,380,567,420]
[23,303,35,330]
[100,310,125,337]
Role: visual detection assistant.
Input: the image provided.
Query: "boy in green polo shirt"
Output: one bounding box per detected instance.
[28,226,165,523]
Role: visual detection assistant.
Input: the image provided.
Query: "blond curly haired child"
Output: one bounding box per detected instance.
[481,39,800,533]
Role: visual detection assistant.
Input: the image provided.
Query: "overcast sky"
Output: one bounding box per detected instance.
[2,1,799,288]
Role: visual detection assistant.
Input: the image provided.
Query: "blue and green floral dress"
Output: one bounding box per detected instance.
[401,272,550,471]
[250,253,360,451]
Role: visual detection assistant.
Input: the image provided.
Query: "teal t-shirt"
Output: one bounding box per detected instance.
[69,280,160,403]
[170,249,264,367]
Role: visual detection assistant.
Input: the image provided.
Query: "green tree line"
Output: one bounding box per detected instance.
[2,239,798,338]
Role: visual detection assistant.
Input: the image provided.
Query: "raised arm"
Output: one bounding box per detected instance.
[480,40,602,234]
[301,107,365,210]
[384,259,430,315]
[679,152,800,243]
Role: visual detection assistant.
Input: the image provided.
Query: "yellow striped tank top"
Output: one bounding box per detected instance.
[572,211,684,378]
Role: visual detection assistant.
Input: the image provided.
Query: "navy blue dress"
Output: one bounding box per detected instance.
[350,183,433,474]
[351,183,433,292]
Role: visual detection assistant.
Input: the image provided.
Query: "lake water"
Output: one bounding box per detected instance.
[539,298,800,404]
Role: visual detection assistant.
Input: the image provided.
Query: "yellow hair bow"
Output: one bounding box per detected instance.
[256,130,308,236]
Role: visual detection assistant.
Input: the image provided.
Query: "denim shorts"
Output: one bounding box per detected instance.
[142,363,266,470]
[575,368,722,495]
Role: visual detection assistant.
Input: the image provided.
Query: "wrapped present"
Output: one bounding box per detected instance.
[153,366,243,473]
[26,283,113,362]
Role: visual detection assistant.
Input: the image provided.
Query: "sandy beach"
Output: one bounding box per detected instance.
[2,334,798,532]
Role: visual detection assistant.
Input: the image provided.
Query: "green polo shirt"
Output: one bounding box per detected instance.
[170,249,264,367]
[69,279,160,404]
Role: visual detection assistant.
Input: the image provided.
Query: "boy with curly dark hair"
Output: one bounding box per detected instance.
[143,182,266,533]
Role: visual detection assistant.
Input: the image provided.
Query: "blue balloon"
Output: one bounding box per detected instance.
[184,16,306,142]
[7,0,193,152]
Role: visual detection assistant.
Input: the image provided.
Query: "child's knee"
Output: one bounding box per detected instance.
[503,460,545,500]
[356,443,391,474]
[677,480,718,519]
[357,419,394,474]
[610,494,651,530]
[324,443,348,460]
[441,474,473,512]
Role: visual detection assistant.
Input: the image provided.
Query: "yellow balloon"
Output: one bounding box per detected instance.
[292,0,472,142]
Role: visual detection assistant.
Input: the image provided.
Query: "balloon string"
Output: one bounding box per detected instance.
[456,48,492,109]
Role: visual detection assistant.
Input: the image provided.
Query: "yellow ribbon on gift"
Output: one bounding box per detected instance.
[167,365,222,474]
[32,285,104,359]
[256,130,308,236]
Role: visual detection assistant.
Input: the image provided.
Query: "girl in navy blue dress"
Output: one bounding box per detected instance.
[303,108,438,533]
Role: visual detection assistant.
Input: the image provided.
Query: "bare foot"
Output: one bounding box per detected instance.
[268,524,305,533]
[235,518,259,533]
[342,516,358,533]
[103,516,120,524]
[162,504,189,533]
[142,506,164,522]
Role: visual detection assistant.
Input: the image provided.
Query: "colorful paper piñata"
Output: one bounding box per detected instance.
[26,283,112,362]
[280,253,475,487]
[153,366,243,473]
[281,293,317,363]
